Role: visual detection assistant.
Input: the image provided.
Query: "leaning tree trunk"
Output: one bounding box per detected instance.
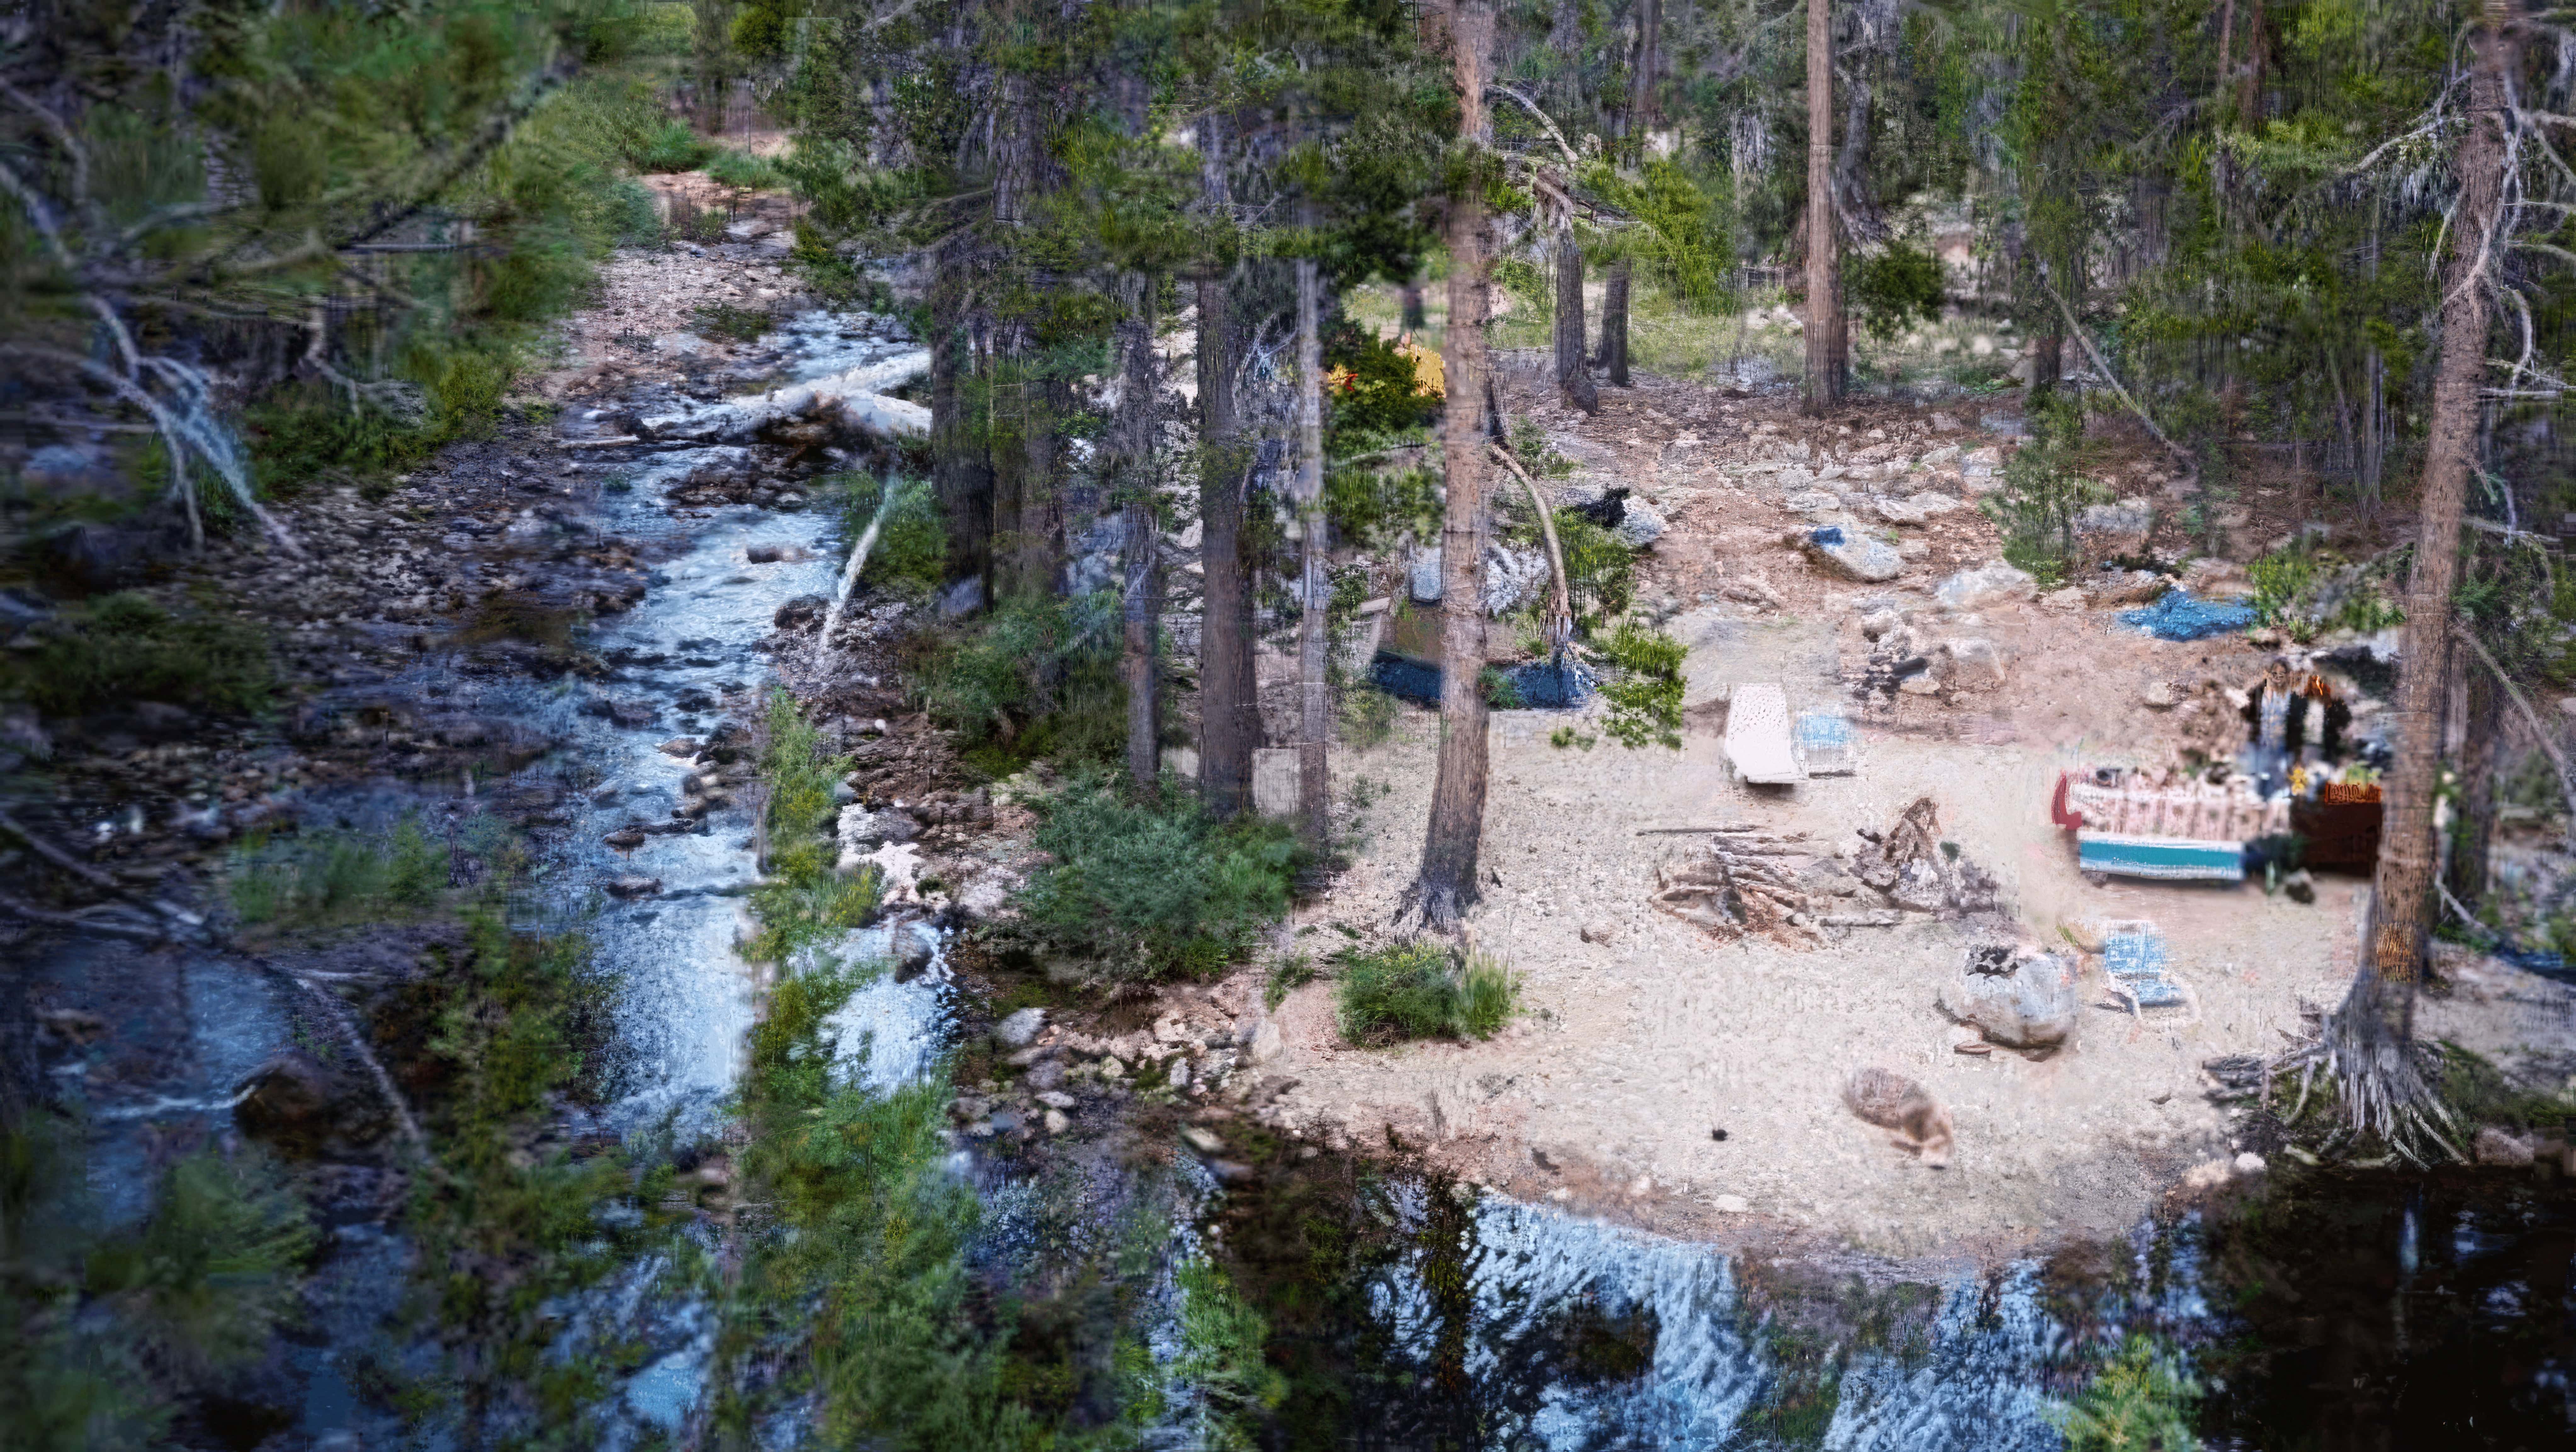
[1802,0,1840,414]
[1602,257,1632,387]
[1197,274,1259,819]
[1412,0,1496,931]
[2446,641,2502,915]
[1117,272,1162,790]
[1552,228,1596,413]
[1293,256,1332,847]
[2327,0,2515,1142]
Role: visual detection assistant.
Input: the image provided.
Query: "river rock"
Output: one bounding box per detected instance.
[1784,488,1843,517]
[1934,561,2037,610]
[1800,525,1904,583]
[234,1051,386,1154]
[604,874,662,899]
[1243,1019,1283,1066]
[1483,545,1550,616]
[2476,1126,2537,1166]
[1409,548,1443,603]
[994,1007,1048,1049]
[1612,498,1668,549]
[1940,945,2078,1051]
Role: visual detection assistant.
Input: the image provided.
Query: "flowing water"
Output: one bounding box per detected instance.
[32,302,2573,1448]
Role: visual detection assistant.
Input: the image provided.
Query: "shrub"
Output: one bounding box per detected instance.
[748,690,882,962]
[706,147,783,190]
[1592,624,1685,749]
[1323,320,1440,440]
[1334,941,1519,1045]
[631,117,715,173]
[1013,774,1303,982]
[227,817,447,928]
[2053,1334,2200,1452]
[914,592,1125,771]
[837,475,947,597]
[7,591,274,717]
[1340,684,1398,748]
[694,302,774,342]
[1551,510,1635,623]
[1848,241,1947,341]
[1984,395,2102,582]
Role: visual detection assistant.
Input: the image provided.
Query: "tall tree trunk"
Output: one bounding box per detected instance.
[1294,256,1332,847]
[1602,257,1632,387]
[1625,0,1664,144]
[1803,0,1839,414]
[929,264,992,599]
[2337,0,2515,1124]
[1197,274,1258,819]
[1413,0,1495,931]
[1401,276,1426,334]
[2033,332,2064,395]
[1117,272,1162,790]
[1553,228,1596,413]
[692,0,737,133]
[2446,644,2502,914]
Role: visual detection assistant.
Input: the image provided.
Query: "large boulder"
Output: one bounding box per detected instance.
[1799,525,1905,583]
[1940,945,2078,1051]
[1612,498,1668,549]
[1934,560,2037,610]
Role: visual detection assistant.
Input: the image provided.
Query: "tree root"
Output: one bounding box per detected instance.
[2259,1000,2466,1163]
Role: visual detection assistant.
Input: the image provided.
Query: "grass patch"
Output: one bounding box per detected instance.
[749,689,880,964]
[704,148,783,190]
[1590,624,1685,750]
[3,590,274,717]
[1,1120,316,1447]
[836,475,947,598]
[227,817,448,929]
[1012,773,1304,984]
[1332,941,1519,1046]
[1339,684,1398,748]
[630,117,715,173]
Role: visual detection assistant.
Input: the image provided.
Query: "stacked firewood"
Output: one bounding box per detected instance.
[1651,825,1829,947]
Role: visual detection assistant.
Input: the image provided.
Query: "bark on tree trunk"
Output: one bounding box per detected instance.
[1196,274,1259,819]
[2034,332,2064,395]
[1294,257,1332,847]
[929,267,992,598]
[1117,272,1161,791]
[1413,0,1496,931]
[1553,229,1596,413]
[1803,0,1840,415]
[2340,0,2515,1099]
[1401,277,1426,333]
[2446,644,2501,914]
[1602,257,1632,387]
[989,331,1032,599]
[1625,0,1663,143]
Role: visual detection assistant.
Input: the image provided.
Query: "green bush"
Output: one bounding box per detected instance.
[1552,510,1635,623]
[1848,241,1948,341]
[1013,774,1304,982]
[1591,624,1685,750]
[2053,1334,2200,1452]
[1334,942,1520,1045]
[6,591,274,717]
[838,475,947,597]
[1323,320,1440,440]
[706,148,784,190]
[1984,395,2103,582]
[1340,684,1398,748]
[227,818,447,929]
[914,592,1126,771]
[631,117,715,173]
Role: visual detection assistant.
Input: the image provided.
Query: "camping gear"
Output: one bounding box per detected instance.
[2119,589,2257,642]
[1724,684,1805,784]
[1797,710,1858,775]
[2055,769,2288,883]
[2098,920,2195,1016]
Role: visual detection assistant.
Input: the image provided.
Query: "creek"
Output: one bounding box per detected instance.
[26,301,2570,1449]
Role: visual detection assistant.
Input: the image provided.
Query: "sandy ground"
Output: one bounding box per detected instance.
[1233,371,2405,1261]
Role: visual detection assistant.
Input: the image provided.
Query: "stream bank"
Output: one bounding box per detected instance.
[6,234,2571,1449]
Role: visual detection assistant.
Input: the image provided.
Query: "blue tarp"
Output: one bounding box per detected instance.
[2119,588,2257,642]
[2102,926,2190,1008]
[1367,650,1596,709]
